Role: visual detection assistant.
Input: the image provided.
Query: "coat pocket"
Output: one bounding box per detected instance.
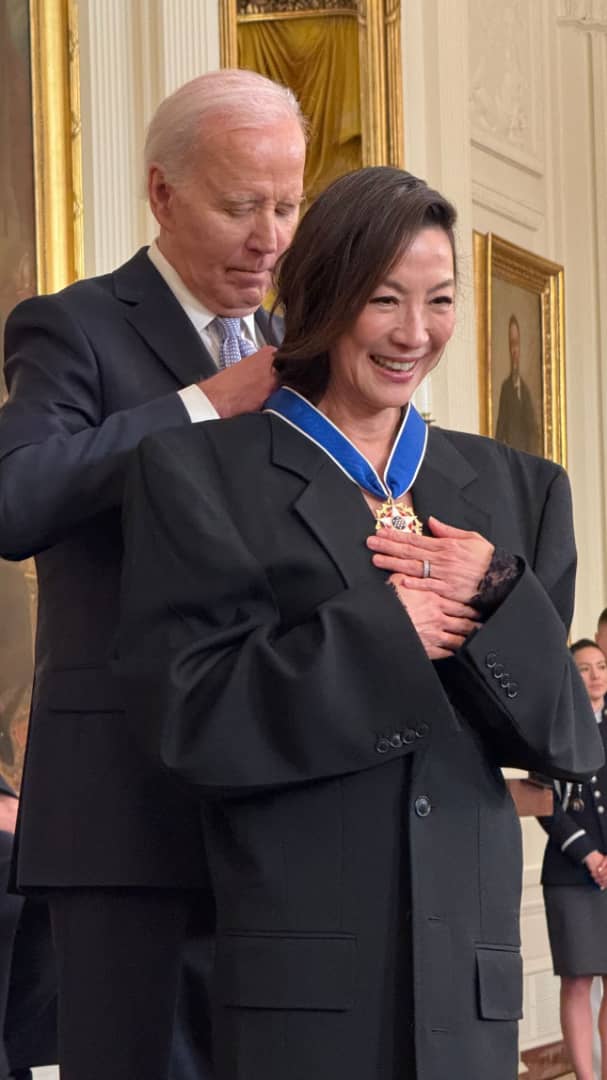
[476,944,522,1020]
[215,931,356,1011]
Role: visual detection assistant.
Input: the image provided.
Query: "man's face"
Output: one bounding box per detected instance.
[508,319,520,376]
[150,115,306,315]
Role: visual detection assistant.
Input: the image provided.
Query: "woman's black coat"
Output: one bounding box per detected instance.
[118,416,602,1080]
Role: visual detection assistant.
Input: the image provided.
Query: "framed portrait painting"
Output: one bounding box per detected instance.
[0,0,82,789]
[219,0,404,204]
[473,232,566,466]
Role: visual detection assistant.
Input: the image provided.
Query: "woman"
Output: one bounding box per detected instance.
[118,168,601,1080]
[540,639,607,1080]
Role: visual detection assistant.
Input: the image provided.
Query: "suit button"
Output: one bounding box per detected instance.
[592,776,598,783]
[415,723,429,738]
[599,806,605,814]
[493,663,505,678]
[376,737,391,754]
[389,733,403,749]
[486,652,497,669]
[402,729,416,744]
[414,795,432,818]
[595,790,602,798]
[506,682,519,699]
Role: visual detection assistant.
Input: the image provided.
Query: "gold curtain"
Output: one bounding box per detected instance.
[238,16,362,202]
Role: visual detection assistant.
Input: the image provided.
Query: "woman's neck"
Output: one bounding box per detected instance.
[317,393,402,476]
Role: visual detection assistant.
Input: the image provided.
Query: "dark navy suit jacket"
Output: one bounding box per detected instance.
[0,246,281,890]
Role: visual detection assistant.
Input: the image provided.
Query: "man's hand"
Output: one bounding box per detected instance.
[389,574,480,659]
[0,793,18,835]
[368,515,494,606]
[199,345,277,418]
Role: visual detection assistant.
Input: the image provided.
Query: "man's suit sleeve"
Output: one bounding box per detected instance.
[437,467,603,780]
[117,431,456,796]
[0,295,189,559]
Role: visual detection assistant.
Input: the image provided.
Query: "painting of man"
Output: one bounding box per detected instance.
[491,276,543,457]
[495,313,540,454]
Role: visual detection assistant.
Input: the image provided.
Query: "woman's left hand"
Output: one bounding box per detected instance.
[367,515,495,605]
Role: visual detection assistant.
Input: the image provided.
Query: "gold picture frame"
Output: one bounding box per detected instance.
[474,231,566,466]
[219,0,404,184]
[0,0,82,791]
[30,0,84,293]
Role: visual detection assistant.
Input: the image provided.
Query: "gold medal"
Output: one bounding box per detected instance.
[375,498,423,534]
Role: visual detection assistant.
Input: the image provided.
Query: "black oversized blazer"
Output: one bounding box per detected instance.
[118,414,602,1080]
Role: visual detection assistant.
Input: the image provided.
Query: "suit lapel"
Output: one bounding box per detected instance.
[255,307,284,346]
[413,427,492,538]
[113,248,217,386]
[269,416,382,589]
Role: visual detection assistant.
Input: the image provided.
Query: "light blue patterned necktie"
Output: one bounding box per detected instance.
[213,317,256,368]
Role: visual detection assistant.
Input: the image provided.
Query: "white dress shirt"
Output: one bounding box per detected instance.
[147,241,263,423]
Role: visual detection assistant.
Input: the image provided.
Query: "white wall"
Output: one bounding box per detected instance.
[76,0,607,1058]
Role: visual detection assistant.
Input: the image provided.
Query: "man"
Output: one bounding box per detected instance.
[0,68,306,1080]
[495,312,540,455]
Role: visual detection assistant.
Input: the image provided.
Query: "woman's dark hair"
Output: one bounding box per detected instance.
[570,638,602,656]
[272,166,457,401]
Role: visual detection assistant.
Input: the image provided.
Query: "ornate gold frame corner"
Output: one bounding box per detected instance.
[30,0,83,293]
[219,0,404,169]
[474,230,567,467]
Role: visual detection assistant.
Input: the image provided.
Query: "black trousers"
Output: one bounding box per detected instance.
[48,887,214,1080]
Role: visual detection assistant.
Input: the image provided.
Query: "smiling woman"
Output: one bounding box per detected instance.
[118,166,602,1080]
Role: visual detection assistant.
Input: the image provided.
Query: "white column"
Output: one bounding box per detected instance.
[402,0,476,435]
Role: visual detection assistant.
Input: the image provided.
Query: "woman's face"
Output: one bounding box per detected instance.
[325,227,455,416]
[574,645,607,710]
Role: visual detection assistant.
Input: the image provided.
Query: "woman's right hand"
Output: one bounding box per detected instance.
[583,850,607,889]
[389,573,481,660]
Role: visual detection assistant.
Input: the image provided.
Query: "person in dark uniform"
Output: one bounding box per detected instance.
[540,638,607,1080]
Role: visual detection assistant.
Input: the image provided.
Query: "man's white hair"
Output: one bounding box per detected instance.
[144,68,306,188]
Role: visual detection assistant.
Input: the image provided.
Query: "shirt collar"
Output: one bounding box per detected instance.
[147,240,258,340]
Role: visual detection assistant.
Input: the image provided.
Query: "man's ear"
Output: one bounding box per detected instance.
[148,166,176,230]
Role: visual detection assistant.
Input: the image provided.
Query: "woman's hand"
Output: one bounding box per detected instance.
[368,516,494,605]
[389,573,481,660]
[583,850,607,889]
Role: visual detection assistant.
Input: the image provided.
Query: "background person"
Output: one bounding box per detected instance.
[540,639,607,1080]
[118,166,601,1080]
[0,68,306,1080]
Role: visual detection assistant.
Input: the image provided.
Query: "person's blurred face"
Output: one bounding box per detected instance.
[149,114,306,315]
[324,227,455,420]
[509,319,520,376]
[574,645,607,711]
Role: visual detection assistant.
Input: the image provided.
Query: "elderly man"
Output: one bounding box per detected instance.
[0,69,306,1080]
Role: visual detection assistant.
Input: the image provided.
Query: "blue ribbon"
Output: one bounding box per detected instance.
[264,387,428,500]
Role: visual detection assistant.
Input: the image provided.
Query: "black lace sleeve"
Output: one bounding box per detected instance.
[470,549,523,620]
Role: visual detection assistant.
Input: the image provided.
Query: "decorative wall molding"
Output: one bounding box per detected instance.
[558,0,607,30]
[471,180,543,232]
[469,0,544,174]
